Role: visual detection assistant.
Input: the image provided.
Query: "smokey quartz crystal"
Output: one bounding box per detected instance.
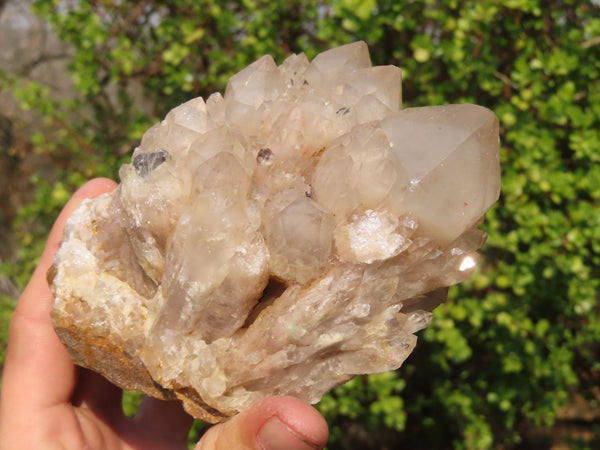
[49,42,501,422]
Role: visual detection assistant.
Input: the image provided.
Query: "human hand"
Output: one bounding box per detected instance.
[0,178,328,450]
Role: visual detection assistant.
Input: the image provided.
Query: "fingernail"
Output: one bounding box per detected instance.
[258,417,322,450]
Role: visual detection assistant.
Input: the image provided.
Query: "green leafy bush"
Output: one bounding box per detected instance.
[0,296,14,384]
[5,0,600,448]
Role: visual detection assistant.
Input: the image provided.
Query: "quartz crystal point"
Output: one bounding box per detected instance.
[49,41,501,423]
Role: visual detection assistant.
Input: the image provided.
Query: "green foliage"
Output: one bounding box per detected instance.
[122,391,144,418]
[318,373,407,443]
[0,296,15,384]
[4,0,600,447]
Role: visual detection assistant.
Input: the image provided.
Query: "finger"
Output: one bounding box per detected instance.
[2,178,118,413]
[20,177,118,319]
[131,396,194,447]
[71,369,124,421]
[195,396,328,450]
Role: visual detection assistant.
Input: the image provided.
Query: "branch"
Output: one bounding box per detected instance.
[581,36,600,49]
[493,70,519,90]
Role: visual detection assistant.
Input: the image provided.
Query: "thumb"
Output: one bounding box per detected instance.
[195,396,328,450]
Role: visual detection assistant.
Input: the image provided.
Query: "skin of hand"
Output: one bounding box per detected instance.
[0,178,328,450]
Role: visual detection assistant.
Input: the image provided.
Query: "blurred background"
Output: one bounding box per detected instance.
[1,0,600,448]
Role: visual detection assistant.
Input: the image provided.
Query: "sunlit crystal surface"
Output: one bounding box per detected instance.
[50,41,501,422]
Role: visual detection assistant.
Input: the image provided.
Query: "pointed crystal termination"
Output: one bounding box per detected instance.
[49,41,501,423]
[381,104,500,245]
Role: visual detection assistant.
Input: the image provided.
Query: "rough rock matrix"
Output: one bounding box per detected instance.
[50,41,501,422]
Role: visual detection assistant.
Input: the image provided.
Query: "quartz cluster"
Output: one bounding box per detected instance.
[50,41,501,422]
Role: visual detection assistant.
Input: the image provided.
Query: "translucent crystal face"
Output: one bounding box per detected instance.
[50,41,501,422]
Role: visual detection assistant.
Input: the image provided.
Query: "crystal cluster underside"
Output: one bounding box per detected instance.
[50,41,501,422]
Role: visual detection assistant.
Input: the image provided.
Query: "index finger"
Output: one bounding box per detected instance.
[23,177,119,317]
